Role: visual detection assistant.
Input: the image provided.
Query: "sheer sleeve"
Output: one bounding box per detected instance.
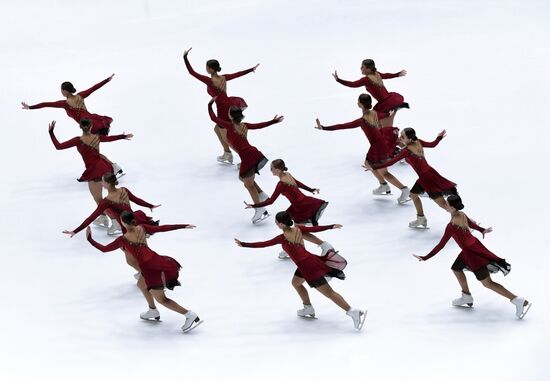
[87,234,124,253]
[250,182,283,208]
[379,72,401,79]
[73,200,109,234]
[467,217,485,233]
[29,100,67,109]
[208,103,232,129]
[245,120,278,130]
[298,225,336,233]
[99,134,127,142]
[184,55,210,84]
[240,235,284,248]
[321,118,363,131]
[78,77,111,98]
[125,188,154,209]
[49,129,78,150]
[336,77,368,88]
[224,67,254,81]
[419,136,443,148]
[294,179,315,193]
[142,224,190,234]
[421,224,454,260]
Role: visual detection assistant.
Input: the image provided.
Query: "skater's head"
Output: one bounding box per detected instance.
[357,94,372,110]
[446,195,464,212]
[120,211,137,228]
[275,211,294,229]
[102,172,118,189]
[79,118,92,133]
[361,59,376,75]
[206,59,221,74]
[61,81,76,96]
[229,106,244,123]
[270,159,288,176]
[400,127,418,144]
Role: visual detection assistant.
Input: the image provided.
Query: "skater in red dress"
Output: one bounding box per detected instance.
[48,120,132,206]
[333,59,408,127]
[208,98,284,224]
[23,74,123,175]
[63,172,160,237]
[85,211,202,332]
[365,128,457,228]
[183,47,259,164]
[235,211,366,330]
[315,94,410,203]
[413,195,531,319]
[244,159,336,259]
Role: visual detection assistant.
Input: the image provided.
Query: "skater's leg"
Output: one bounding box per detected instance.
[316,283,351,311]
[124,252,141,272]
[253,182,264,194]
[242,176,260,203]
[433,196,448,210]
[372,169,387,184]
[214,125,231,153]
[411,192,424,216]
[379,168,406,189]
[137,276,157,309]
[379,113,396,128]
[480,276,517,300]
[291,276,311,305]
[88,181,103,205]
[452,270,471,294]
[150,289,189,315]
[302,232,323,245]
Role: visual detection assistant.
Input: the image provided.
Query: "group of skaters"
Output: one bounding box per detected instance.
[20,49,531,334]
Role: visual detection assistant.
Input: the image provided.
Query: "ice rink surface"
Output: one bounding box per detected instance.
[1,1,549,380]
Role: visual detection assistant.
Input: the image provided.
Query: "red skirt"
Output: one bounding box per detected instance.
[88,114,113,135]
[78,159,113,182]
[294,255,333,283]
[216,97,248,122]
[140,255,182,290]
[416,168,456,194]
[288,197,327,224]
[238,146,267,178]
[381,127,399,150]
[366,140,392,164]
[455,240,503,272]
[373,92,406,114]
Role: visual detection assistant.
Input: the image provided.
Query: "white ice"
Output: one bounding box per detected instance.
[2,1,550,380]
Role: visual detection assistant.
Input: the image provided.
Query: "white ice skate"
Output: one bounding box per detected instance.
[409,215,428,229]
[346,308,367,330]
[112,163,125,178]
[372,183,391,195]
[140,308,160,321]
[320,241,335,256]
[297,304,316,319]
[452,292,474,307]
[217,151,233,165]
[92,214,109,228]
[181,311,203,333]
[278,250,290,259]
[252,208,270,225]
[511,297,532,319]
[107,219,123,235]
[397,187,411,204]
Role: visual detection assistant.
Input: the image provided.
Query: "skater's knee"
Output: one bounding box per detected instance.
[480,277,494,288]
[410,192,420,199]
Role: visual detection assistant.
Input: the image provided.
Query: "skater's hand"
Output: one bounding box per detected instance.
[314,118,323,130]
[209,96,218,105]
[437,130,447,139]
[150,204,161,211]
[85,226,92,238]
[63,230,76,238]
[362,163,373,172]
[333,224,343,229]
[398,70,407,77]
[234,238,243,247]
[185,224,197,229]
[252,63,260,72]
[21,101,30,109]
[482,226,493,238]
[107,73,115,81]
[183,47,192,57]
[332,70,339,80]
[272,115,284,123]
[123,133,134,140]
[243,201,254,209]
[312,188,320,194]
[48,121,56,131]
[413,254,425,261]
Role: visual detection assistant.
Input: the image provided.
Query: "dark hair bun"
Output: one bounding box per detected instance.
[272,159,287,172]
[120,211,136,225]
[403,127,418,141]
[103,172,118,186]
[206,59,222,72]
[61,81,76,94]
[358,93,372,110]
[447,195,464,210]
[275,211,294,227]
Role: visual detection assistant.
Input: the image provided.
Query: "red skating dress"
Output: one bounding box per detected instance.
[87,224,190,290]
[336,72,408,114]
[49,128,126,182]
[250,178,328,225]
[420,214,510,278]
[372,136,457,198]
[321,111,398,164]
[29,76,114,135]
[241,225,346,287]
[184,55,253,123]
[72,187,157,234]
[208,103,277,178]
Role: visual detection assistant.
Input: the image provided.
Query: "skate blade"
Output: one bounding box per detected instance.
[107,231,123,236]
[356,310,367,330]
[409,225,429,229]
[217,161,234,166]
[182,319,203,333]
[453,304,474,308]
[373,192,392,196]
[116,172,126,179]
[398,198,412,204]
[92,224,109,229]
[140,316,161,322]
[519,303,532,319]
[252,213,271,225]
[298,315,317,320]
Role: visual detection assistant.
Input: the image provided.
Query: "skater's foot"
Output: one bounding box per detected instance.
[320,241,335,256]
[397,186,411,204]
[372,183,391,195]
[252,208,270,225]
[409,215,428,228]
[140,308,160,321]
[278,250,290,259]
[346,308,367,330]
[511,297,532,319]
[452,291,474,307]
[297,304,316,318]
[92,214,109,228]
[108,219,122,235]
[182,311,202,333]
[112,163,125,178]
[217,151,233,164]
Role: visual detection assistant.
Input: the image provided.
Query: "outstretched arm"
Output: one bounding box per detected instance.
[78,74,114,98]
[246,115,284,130]
[73,201,109,234]
[370,149,409,170]
[379,70,406,79]
[237,235,284,248]
[142,224,194,235]
[248,182,283,208]
[207,101,232,128]
[294,179,315,193]
[335,76,368,88]
[87,231,124,253]
[224,64,258,81]
[49,122,78,150]
[419,130,446,148]
[26,100,67,110]
[183,54,210,84]
[299,224,340,233]
[316,117,363,131]
[99,133,132,142]
[125,188,154,209]
[419,225,453,261]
